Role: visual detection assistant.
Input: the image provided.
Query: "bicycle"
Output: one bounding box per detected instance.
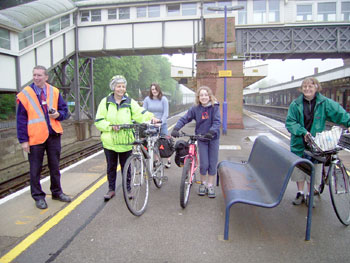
[112,122,166,216]
[177,131,207,209]
[304,130,350,225]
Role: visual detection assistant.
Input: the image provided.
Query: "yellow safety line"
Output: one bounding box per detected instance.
[1,119,178,262]
[168,123,175,131]
[0,167,119,263]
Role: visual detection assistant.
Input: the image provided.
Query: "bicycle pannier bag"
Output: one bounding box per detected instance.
[157,136,175,158]
[174,140,189,167]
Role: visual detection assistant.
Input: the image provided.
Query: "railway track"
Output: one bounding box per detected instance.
[245,106,335,130]
[0,142,103,199]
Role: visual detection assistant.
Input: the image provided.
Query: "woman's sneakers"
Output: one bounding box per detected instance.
[104,190,115,201]
[292,191,315,207]
[198,184,206,196]
[165,160,171,169]
[198,184,216,198]
[292,192,305,205]
[207,185,216,198]
[305,194,316,208]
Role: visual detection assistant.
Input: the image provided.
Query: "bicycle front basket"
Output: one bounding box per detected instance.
[313,126,342,152]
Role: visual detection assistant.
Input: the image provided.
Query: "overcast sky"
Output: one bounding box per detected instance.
[164,54,344,88]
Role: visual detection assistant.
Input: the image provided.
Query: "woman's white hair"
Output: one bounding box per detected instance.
[109,75,127,90]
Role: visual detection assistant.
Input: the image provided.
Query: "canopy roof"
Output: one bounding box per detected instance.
[0,0,76,32]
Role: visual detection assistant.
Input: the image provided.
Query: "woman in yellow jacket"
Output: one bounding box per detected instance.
[95,75,159,201]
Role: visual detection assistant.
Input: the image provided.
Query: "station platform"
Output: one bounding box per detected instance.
[1,111,350,263]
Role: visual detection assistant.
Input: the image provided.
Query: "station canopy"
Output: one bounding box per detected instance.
[0,0,76,32]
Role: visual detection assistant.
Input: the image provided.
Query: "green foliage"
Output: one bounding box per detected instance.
[93,55,177,110]
[0,94,16,120]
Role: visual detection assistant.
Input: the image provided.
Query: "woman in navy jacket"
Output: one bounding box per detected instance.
[171,86,221,198]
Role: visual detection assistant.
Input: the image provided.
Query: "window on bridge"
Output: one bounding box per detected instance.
[108,9,117,20]
[0,28,10,50]
[34,24,46,42]
[149,5,160,18]
[297,4,312,21]
[50,15,70,35]
[61,15,70,29]
[182,3,197,16]
[253,0,266,24]
[91,10,102,22]
[119,7,130,20]
[137,6,146,18]
[238,0,247,25]
[50,19,61,34]
[80,10,101,22]
[268,0,280,22]
[19,24,46,50]
[80,11,90,22]
[19,30,32,50]
[318,2,336,22]
[167,4,180,16]
[342,2,350,21]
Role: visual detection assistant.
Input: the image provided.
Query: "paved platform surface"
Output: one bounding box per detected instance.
[1,111,350,263]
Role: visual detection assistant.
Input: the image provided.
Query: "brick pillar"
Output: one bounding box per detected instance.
[196,17,243,129]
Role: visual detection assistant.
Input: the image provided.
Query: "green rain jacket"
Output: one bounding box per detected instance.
[285,92,350,157]
[95,93,154,152]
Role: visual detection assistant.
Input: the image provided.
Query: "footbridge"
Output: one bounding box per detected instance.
[1,0,349,123]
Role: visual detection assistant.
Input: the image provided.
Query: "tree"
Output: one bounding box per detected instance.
[0,94,16,120]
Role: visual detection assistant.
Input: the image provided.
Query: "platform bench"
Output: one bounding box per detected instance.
[217,135,315,241]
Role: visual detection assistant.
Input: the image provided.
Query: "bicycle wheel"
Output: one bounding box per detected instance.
[152,149,164,188]
[122,154,149,216]
[180,158,192,209]
[329,161,350,225]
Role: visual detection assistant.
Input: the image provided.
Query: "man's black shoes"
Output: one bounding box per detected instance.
[52,193,71,202]
[35,199,48,209]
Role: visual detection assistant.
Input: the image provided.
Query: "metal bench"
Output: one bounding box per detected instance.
[217,135,315,241]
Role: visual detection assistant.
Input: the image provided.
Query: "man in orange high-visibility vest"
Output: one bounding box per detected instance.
[17,65,71,209]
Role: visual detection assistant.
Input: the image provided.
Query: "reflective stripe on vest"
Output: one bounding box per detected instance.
[22,89,47,125]
[47,85,54,110]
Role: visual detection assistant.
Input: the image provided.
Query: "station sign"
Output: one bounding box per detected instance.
[218,70,232,77]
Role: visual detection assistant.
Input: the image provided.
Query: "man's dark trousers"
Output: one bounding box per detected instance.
[28,134,62,201]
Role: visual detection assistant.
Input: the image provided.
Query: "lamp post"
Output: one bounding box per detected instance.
[207,5,244,135]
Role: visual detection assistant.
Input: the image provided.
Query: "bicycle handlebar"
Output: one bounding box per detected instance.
[110,122,161,130]
[178,131,210,141]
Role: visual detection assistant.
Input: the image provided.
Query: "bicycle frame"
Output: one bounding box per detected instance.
[132,128,161,179]
[183,140,199,184]
[145,135,161,178]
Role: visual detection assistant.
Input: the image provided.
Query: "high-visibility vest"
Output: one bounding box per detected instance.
[17,83,63,146]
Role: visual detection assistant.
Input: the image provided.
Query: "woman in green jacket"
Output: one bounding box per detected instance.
[285,77,350,207]
[95,75,159,201]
